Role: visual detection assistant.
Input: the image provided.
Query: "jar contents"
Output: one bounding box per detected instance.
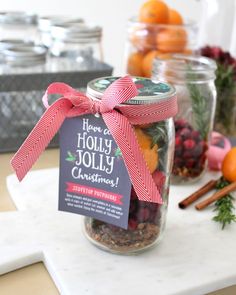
[84,117,174,253]
[201,46,236,137]
[173,119,208,179]
[153,55,217,183]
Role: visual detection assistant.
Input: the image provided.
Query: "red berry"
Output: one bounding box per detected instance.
[174,157,184,167]
[192,143,203,157]
[183,139,195,150]
[185,158,196,168]
[211,46,222,59]
[128,218,137,230]
[179,128,191,139]
[137,207,150,222]
[152,170,166,192]
[191,130,201,141]
[174,146,183,156]
[175,136,182,146]
[183,151,193,159]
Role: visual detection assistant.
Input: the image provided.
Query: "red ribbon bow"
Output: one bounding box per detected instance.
[11,76,177,204]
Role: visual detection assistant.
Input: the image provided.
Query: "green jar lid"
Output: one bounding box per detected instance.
[87,76,176,105]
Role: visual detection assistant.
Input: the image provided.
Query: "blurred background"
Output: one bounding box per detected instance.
[0,0,235,74]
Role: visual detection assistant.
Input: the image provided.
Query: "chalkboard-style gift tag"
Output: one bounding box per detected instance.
[58,114,132,229]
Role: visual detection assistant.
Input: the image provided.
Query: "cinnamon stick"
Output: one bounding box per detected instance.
[195,181,236,210]
[178,179,219,209]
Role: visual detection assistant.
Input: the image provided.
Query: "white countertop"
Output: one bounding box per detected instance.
[1,168,235,295]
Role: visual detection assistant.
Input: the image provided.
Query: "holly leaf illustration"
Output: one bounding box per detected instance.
[66,151,76,162]
[114,148,122,159]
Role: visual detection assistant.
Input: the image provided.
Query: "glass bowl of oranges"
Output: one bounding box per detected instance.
[125,0,199,78]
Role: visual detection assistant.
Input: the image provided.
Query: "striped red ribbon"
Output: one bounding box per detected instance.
[11,76,177,204]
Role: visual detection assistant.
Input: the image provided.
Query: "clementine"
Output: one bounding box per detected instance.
[156,27,187,53]
[139,0,169,24]
[127,52,144,76]
[130,25,157,52]
[134,127,158,173]
[222,147,236,182]
[142,50,171,77]
[168,8,183,25]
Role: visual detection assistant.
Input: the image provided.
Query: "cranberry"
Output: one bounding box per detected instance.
[183,139,196,150]
[185,158,196,168]
[174,146,183,156]
[192,143,203,157]
[137,207,150,222]
[147,202,159,212]
[191,130,201,141]
[175,136,182,146]
[179,128,191,139]
[183,151,193,159]
[175,119,188,129]
[174,157,184,167]
[152,170,166,192]
[128,218,137,230]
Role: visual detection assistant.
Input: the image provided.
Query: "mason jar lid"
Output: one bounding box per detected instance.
[87,76,176,105]
[0,11,37,25]
[3,45,47,66]
[38,15,84,32]
[0,39,34,50]
[153,54,217,83]
[51,23,102,43]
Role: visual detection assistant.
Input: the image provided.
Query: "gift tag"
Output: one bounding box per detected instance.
[59,114,132,229]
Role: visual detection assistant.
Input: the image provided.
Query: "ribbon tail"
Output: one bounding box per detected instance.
[103,111,163,204]
[11,98,72,181]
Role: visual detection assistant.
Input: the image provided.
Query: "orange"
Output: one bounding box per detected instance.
[142,50,171,77]
[156,27,187,53]
[134,127,158,173]
[182,48,193,55]
[127,52,144,76]
[222,147,236,182]
[130,25,157,52]
[168,9,183,25]
[139,0,169,24]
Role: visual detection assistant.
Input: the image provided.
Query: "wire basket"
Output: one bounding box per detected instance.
[0,63,113,152]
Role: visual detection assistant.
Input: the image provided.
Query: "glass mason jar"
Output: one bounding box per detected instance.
[153,55,217,183]
[0,11,38,42]
[124,17,198,78]
[0,45,47,138]
[0,44,47,74]
[83,76,176,254]
[38,15,84,48]
[49,23,103,71]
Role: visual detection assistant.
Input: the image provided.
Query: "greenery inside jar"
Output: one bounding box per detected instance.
[201,46,236,137]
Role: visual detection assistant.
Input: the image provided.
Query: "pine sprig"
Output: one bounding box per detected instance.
[213,178,236,229]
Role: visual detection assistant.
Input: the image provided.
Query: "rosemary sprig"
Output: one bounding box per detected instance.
[187,82,210,140]
[213,178,236,229]
[144,122,168,148]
